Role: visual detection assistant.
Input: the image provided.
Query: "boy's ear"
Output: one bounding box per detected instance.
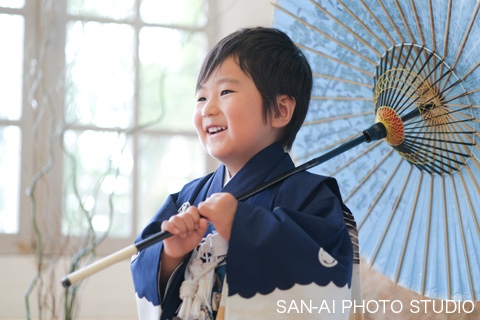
[271,94,296,128]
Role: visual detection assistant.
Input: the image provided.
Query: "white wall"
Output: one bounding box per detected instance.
[0,1,274,319]
[213,0,275,42]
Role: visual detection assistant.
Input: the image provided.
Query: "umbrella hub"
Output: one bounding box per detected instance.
[375,106,404,146]
[373,44,476,175]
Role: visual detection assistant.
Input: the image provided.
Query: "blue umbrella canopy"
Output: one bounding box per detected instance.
[272,0,480,301]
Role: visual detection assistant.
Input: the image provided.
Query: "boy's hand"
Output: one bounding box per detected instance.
[198,192,237,241]
[161,205,209,258]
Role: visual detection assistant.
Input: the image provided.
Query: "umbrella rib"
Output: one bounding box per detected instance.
[436,0,453,95]
[443,89,476,105]
[447,103,479,108]
[394,66,454,119]
[439,1,480,94]
[295,43,375,77]
[369,164,414,267]
[396,53,447,115]
[380,46,420,110]
[303,110,374,126]
[375,2,431,79]
[376,40,426,82]
[432,115,475,127]
[451,174,476,300]
[378,46,407,108]
[382,49,438,114]
[407,0,435,78]
[358,157,403,231]
[403,136,474,154]
[416,160,454,177]
[430,107,476,126]
[343,149,394,203]
[394,171,423,284]
[465,164,480,237]
[405,106,476,130]
[376,0,405,43]
[404,144,454,175]
[400,139,469,172]
[425,70,460,105]
[311,96,373,101]
[338,0,389,51]
[313,72,373,88]
[380,46,419,110]
[441,178,452,300]
[449,121,475,169]
[311,0,382,57]
[451,1,480,71]
[428,0,436,52]
[329,140,384,177]
[416,73,452,105]
[422,174,434,297]
[442,0,453,59]
[405,94,479,128]
[394,0,417,45]
[360,0,395,45]
[381,47,409,108]
[460,60,480,81]
[404,130,476,135]
[409,0,426,47]
[424,117,474,133]
[415,148,470,174]
[273,3,377,65]
[468,88,480,95]
[405,136,473,170]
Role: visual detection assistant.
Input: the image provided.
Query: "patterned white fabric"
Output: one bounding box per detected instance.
[177,233,228,320]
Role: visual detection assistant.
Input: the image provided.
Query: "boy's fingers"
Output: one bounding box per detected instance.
[197,201,212,219]
[167,215,192,238]
[194,218,209,236]
[185,206,202,220]
[161,220,180,235]
[162,206,206,238]
[183,209,203,233]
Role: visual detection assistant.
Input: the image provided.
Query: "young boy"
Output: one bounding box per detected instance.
[131,27,356,320]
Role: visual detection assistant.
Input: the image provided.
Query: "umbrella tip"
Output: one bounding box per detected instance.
[61,277,71,288]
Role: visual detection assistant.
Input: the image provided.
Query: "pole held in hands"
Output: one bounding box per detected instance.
[61,122,386,288]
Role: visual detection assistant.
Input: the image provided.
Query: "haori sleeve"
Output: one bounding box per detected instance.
[130,194,180,317]
[226,172,353,300]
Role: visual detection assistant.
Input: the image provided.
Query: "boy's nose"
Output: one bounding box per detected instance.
[201,100,219,117]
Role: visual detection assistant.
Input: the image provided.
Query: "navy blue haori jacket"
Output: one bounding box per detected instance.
[131,142,355,320]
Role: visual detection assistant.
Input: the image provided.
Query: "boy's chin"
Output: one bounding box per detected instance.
[207,150,229,163]
[205,145,225,160]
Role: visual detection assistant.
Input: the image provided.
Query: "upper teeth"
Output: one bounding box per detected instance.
[208,126,226,133]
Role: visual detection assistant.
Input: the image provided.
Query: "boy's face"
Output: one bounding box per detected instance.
[194,57,282,176]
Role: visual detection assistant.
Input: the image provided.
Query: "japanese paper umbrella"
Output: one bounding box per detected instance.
[272,0,480,301]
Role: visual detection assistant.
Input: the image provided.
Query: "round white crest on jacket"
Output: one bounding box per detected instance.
[318,247,338,268]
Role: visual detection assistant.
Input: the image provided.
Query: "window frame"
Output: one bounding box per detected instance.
[0,0,217,255]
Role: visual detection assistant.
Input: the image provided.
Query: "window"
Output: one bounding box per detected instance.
[0,0,213,254]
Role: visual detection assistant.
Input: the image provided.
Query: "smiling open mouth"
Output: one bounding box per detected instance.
[208,126,227,134]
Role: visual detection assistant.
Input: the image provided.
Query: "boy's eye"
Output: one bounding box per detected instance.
[197,97,206,102]
[220,90,232,96]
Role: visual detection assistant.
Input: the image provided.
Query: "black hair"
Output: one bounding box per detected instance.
[196,27,312,151]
